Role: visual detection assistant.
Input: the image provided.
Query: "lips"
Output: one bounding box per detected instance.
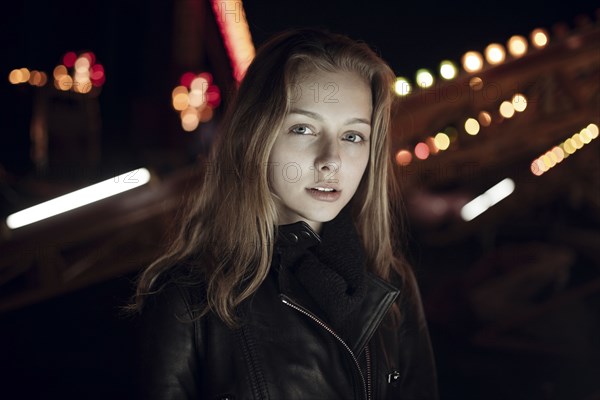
[307,183,340,192]
[306,187,342,202]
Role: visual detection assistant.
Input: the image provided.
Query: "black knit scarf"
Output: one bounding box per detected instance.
[274,205,367,339]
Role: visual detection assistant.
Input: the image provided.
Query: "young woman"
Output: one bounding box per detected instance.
[132,27,438,400]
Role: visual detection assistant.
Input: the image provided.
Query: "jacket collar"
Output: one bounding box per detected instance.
[276,220,321,248]
[275,220,400,356]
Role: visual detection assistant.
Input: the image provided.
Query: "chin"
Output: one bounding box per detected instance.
[300,207,342,224]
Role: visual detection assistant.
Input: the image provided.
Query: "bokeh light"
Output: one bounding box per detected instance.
[464,118,480,135]
[572,134,583,149]
[499,101,515,118]
[8,69,22,84]
[484,43,506,65]
[532,122,598,176]
[531,28,549,49]
[74,57,90,74]
[512,93,527,112]
[180,72,196,88]
[189,91,207,108]
[80,52,96,65]
[172,92,190,111]
[587,123,599,139]
[439,60,457,80]
[507,35,528,58]
[19,68,30,83]
[414,142,430,160]
[579,128,592,144]
[462,51,484,73]
[469,77,483,91]
[181,108,200,132]
[531,161,543,176]
[200,106,214,122]
[434,132,450,150]
[394,77,411,96]
[38,72,48,86]
[552,146,564,163]
[395,150,412,166]
[56,74,73,91]
[63,52,77,68]
[172,71,220,131]
[478,111,492,127]
[416,69,434,88]
[53,65,67,80]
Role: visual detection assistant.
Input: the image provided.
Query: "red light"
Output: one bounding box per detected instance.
[199,72,213,85]
[90,64,105,80]
[206,85,221,107]
[92,75,106,87]
[81,52,96,65]
[63,51,77,68]
[395,150,412,166]
[180,72,195,88]
[414,142,430,160]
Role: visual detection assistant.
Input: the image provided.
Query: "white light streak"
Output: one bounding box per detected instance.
[461,178,515,221]
[6,168,151,229]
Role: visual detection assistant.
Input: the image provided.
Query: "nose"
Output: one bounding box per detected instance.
[314,136,341,179]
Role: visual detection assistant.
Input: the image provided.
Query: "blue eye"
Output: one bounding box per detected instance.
[290,125,314,135]
[344,132,365,143]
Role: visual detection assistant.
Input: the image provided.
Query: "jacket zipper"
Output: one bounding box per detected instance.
[280,294,370,400]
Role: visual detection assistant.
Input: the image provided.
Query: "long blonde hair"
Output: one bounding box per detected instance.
[132,28,409,327]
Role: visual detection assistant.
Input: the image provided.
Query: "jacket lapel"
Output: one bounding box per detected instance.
[347,273,399,356]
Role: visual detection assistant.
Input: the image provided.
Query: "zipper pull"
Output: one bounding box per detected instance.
[387,369,401,387]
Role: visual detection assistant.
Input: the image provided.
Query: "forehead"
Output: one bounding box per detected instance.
[288,69,372,115]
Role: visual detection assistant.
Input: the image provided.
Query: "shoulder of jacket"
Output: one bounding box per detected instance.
[142,264,208,321]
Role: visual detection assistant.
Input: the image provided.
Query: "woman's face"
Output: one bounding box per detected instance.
[268,69,372,233]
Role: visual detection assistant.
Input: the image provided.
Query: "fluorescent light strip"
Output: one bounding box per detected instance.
[461,178,515,222]
[6,168,151,230]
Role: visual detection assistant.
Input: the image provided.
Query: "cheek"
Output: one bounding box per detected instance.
[347,148,369,174]
[355,154,370,186]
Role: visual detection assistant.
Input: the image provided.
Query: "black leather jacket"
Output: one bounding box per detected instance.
[136,221,438,400]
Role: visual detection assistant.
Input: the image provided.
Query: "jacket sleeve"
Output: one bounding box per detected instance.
[135,284,203,400]
[399,269,440,400]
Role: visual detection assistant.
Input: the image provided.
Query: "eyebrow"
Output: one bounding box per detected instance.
[289,108,371,126]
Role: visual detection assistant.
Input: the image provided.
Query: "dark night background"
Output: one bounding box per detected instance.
[2,0,599,178]
[1,1,599,399]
